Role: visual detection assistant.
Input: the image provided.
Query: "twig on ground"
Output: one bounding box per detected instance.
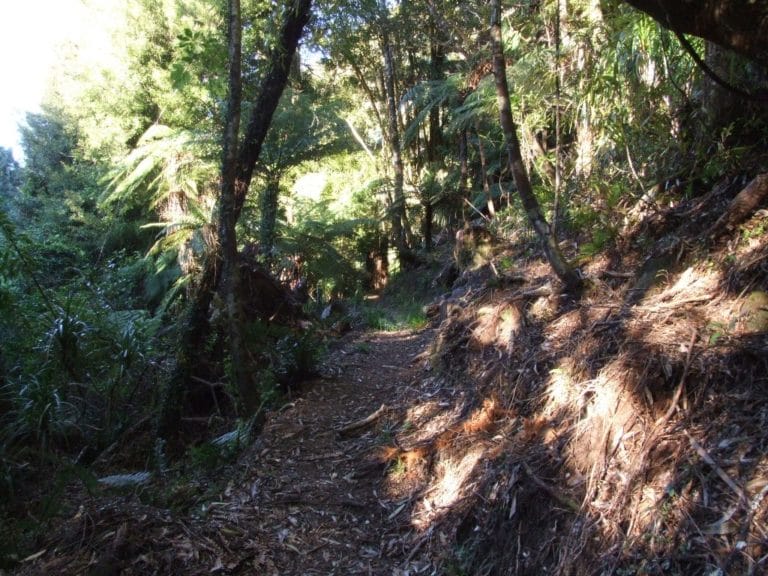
[337,404,388,436]
[659,328,697,423]
[638,296,712,312]
[686,431,746,505]
[601,270,633,279]
[522,462,580,512]
[402,527,433,565]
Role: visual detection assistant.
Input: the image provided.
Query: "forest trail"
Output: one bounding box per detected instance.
[232,325,436,575]
[19,325,438,576]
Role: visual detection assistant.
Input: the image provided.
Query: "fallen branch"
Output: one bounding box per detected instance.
[337,404,388,436]
[686,431,747,505]
[601,270,634,279]
[638,296,712,312]
[402,527,433,565]
[510,284,553,301]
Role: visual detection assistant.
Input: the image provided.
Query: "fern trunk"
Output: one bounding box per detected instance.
[260,175,280,260]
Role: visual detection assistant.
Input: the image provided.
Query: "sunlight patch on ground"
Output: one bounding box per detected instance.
[414,447,484,530]
[469,303,522,352]
[544,362,579,409]
[404,401,464,445]
[369,330,424,342]
[639,264,720,307]
[543,357,643,475]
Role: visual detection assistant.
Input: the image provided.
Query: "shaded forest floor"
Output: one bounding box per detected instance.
[13,327,442,575]
[11,172,768,576]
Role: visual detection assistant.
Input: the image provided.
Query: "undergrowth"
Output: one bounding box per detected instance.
[357,258,442,331]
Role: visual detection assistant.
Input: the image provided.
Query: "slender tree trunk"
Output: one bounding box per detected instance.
[458,128,469,224]
[428,34,444,155]
[552,0,563,235]
[476,125,496,218]
[381,27,410,261]
[423,32,444,252]
[490,0,581,291]
[157,257,217,441]
[342,53,385,137]
[218,0,259,412]
[260,173,280,260]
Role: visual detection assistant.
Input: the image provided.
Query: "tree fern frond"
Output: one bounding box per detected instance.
[402,75,463,147]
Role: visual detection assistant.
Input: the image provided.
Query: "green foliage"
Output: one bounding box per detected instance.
[244,321,324,394]
[578,224,618,258]
[280,217,371,299]
[363,306,428,331]
[187,417,254,470]
[1,0,765,565]
[0,148,21,219]
[358,265,436,331]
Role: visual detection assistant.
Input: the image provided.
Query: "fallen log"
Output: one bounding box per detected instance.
[708,173,768,239]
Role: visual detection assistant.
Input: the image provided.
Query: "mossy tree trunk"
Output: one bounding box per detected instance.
[219,0,259,413]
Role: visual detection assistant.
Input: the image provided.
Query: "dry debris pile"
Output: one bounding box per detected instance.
[391,173,768,575]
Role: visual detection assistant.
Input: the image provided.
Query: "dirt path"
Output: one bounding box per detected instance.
[18,326,437,576]
[231,327,434,575]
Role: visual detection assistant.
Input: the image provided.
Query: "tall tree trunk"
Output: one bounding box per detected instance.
[218,0,258,413]
[158,0,312,441]
[423,32,444,252]
[381,27,410,262]
[157,257,218,442]
[552,0,563,235]
[428,34,444,156]
[458,128,469,224]
[490,0,581,291]
[475,124,496,218]
[699,41,739,132]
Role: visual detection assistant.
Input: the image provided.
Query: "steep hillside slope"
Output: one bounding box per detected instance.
[392,173,768,575]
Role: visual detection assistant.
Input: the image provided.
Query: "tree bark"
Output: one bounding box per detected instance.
[423,31,445,252]
[476,125,495,218]
[552,0,563,235]
[458,128,469,224]
[381,29,410,261]
[159,0,312,440]
[708,174,768,239]
[218,0,259,413]
[490,0,581,291]
[620,0,768,66]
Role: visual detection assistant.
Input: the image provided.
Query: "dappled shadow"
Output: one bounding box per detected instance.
[17,180,768,575]
[378,179,768,574]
